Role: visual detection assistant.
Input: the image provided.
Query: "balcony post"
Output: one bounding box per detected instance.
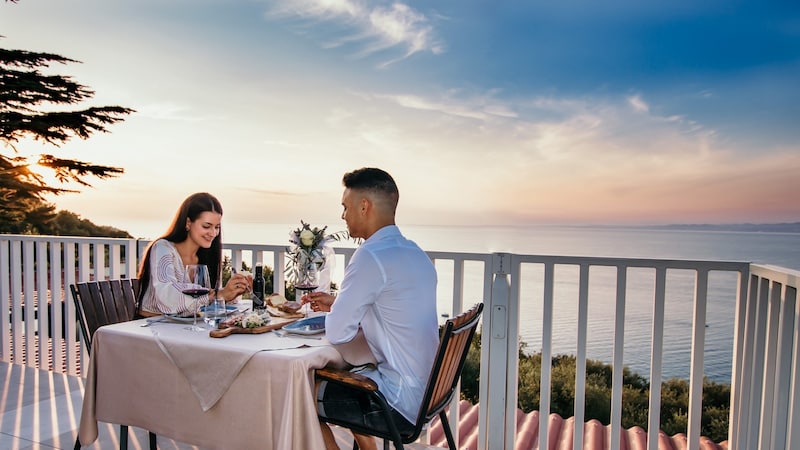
[478,253,517,450]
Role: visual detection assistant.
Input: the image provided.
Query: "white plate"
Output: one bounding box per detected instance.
[282,315,326,335]
[164,313,203,323]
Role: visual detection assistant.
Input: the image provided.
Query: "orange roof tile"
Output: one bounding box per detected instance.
[426,400,729,450]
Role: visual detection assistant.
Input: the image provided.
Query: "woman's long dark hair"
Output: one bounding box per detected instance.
[137,193,224,307]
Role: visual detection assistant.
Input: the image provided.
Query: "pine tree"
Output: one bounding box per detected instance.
[1,34,134,232]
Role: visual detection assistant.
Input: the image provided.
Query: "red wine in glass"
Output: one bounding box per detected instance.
[182,287,210,297]
[183,264,211,331]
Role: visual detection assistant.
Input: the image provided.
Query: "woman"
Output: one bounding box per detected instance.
[137,192,251,316]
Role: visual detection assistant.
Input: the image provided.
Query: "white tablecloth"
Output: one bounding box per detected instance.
[78,318,346,449]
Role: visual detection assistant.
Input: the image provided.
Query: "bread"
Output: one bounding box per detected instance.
[278,301,302,313]
[267,293,287,306]
[266,293,302,313]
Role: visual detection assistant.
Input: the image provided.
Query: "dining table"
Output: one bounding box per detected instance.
[77,313,347,449]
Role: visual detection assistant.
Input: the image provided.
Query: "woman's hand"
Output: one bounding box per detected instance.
[301,291,335,312]
[218,273,253,302]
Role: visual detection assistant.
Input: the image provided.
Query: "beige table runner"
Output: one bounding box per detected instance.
[149,320,329,411]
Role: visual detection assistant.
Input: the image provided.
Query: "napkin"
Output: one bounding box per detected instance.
[152,328,256,412]
[150,323,330,411]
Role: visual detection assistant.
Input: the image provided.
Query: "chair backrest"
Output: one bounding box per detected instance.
[71,278,139,352]
[416,303,484,430]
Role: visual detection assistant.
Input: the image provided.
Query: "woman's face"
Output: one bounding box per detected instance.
[186,211,222,248]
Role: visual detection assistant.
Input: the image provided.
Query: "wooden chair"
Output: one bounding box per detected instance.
[315,302,484,450]
[71,279,157,450]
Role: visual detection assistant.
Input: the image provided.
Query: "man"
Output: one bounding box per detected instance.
[302,167,438,450]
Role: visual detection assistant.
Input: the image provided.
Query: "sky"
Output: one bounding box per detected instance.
[2,0,800,239]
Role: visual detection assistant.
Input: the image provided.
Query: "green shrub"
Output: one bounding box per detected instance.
[458,331,730,442]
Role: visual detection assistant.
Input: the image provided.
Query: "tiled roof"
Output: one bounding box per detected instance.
[426,400,729,450]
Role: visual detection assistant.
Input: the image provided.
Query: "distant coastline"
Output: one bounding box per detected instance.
[650,222,800,233]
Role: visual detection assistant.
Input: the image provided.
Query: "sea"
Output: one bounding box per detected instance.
[129,220,800,383]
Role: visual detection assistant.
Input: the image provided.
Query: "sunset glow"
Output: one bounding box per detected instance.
[2,0,798,238]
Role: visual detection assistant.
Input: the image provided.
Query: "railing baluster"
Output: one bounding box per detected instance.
[729,269,751,446]
[50,241,64,374]
[109,244,121,280]
[78,242,90,282]
[0,239,10,360]
[36,240,50,370]
[609,265,627,450]
[65,243,79,374]
[538,261,555,450]
[687,268,709,450]
[23,241,36,368]
[759,280,783,448]
[786,286,799,450]
[10,241,23,364]
[92,243,103,282]
[744,276,772,449]
[573,263,589,450]
[769,283,795,450]
[647,265,667,450]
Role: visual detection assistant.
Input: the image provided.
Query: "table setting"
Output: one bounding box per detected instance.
[77,220,359,449]
[79,311,346,450]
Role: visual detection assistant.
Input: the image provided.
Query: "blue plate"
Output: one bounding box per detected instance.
[282,315,326,335]
[200,304,239,314]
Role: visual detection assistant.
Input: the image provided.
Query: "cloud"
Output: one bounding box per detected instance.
[373,92,518,121]
[343,87,799,224]
[266,0,442,65]
[627,94,649,113]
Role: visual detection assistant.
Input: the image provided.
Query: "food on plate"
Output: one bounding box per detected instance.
[267,293,302,313]
[278,301,302,313]
[264,293,304,315]
[219,311,268,329]
[219,313,242,328]
[267,293,287,306]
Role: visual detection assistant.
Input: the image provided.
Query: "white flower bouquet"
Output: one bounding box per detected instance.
[286,221,351,289]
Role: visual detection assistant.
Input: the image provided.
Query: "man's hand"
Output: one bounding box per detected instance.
[301,291,335,312]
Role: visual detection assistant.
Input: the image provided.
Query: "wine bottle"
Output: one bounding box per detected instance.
[252,263,265,309]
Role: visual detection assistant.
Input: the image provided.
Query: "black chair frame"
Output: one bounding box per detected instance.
[71,279,157,450]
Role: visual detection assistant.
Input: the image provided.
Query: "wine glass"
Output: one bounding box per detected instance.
[182,264,210,331]
[295,262,319,317]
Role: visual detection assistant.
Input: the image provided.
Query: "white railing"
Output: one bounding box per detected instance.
[732,264,799,450]
[479,254,754,450]
[1,234,797,450]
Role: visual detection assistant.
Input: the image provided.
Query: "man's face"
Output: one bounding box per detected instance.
[341,188,365,239]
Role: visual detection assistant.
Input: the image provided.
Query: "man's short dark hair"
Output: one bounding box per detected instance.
[342,167,399,210]
[342,168,398,196]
